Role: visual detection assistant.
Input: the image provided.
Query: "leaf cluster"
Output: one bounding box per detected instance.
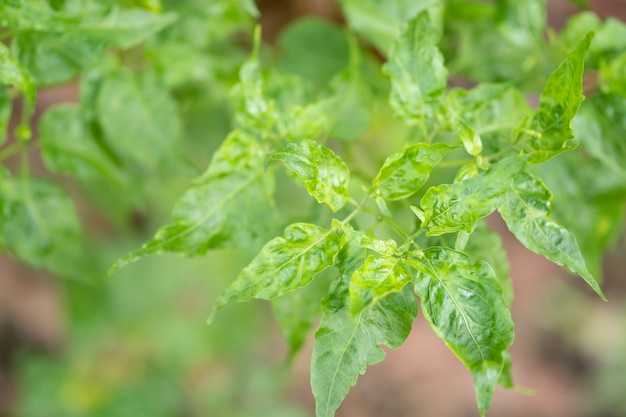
[2,1,626,416]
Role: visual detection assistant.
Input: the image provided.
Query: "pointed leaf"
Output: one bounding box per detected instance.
[514,32,593,163]
[312,246,417,417]
[419,156,525,235]
[349,254,412,314]
[497,170,605,299]
[371,143,456,200]
[111,131,275,272]
[211,222,344,318]
[411,247,514,415]
[267,140,350,212]
[383,11,447,123]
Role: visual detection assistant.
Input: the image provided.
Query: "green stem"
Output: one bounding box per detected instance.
[0,142,22,161]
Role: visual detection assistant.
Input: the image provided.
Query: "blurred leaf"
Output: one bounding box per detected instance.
[514,32,592,163]
[311,246,417,417]
[277,18,349,88]
[0,176,88,278]
[96,69,182,168]
[267,140,350,212]
[419,156,525,236]
[410,247,513,416]
[371,142,455,201]
[533,152,626,280]
[598,52,626,96]
[0,87,10,145]
[112,131,275,272]
[0,43,35,105]
[40,105,125,188]
[272,272,332,360]
[383,11,447,123]
[12,32,106,85]
[211,222,344,320]
[338,0,441,52]
[464,220,513,306]
[497,170,605,299]
[574,93,626,177]
[562,13,626,66]
[495,0,545,46]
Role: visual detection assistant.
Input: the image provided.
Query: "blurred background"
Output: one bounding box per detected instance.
[1,0,625,416]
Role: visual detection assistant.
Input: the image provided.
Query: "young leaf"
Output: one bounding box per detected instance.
[348,254,413,314]
[39,105,125,187]
[210,222,343,320]
[383,11,447,123]
[312,246,418,417]
[110,131,275,272]
[497,170,605,299]
[370,142,456,200]
[266,140,350,212]
[514,32,593,163]
[419,156,525,235]
[410,247,514,416]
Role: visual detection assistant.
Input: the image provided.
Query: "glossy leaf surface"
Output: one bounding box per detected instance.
[419,157,525,235]
[497,170,605,299]
[371,143,455,200]
[384,11,447,123]
[267,140,350,212]
[312,247,417,417]
[411,247,513,416]
[211,222,343,318]
[514,32,592,163]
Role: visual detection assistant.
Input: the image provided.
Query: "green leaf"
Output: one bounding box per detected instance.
[276,18,349,88]
[371,142,455,200]
[338,0,441,52]
[463,220,513,306]
[272,271,333,361]
[598,51,626,96]
[348,254,412,314]
[0,43,35,105]
[0,87,10,146]
[11,32,106,85]
[74,6,177,49]
[39,105,125,187]
[111,131,275,272]
[0,177,88,279]
[96,69,182,168]
[514,32,593,163]
[338,221,397,256]
[210,222,344,320]
[495,0,546,46]
[266,140,350,212]
[497,170,605,299]
[419,156,525,236]
[411,247,514,416]
[573,93,626,178]
[383,11,447,123]
[311,246,417,417]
